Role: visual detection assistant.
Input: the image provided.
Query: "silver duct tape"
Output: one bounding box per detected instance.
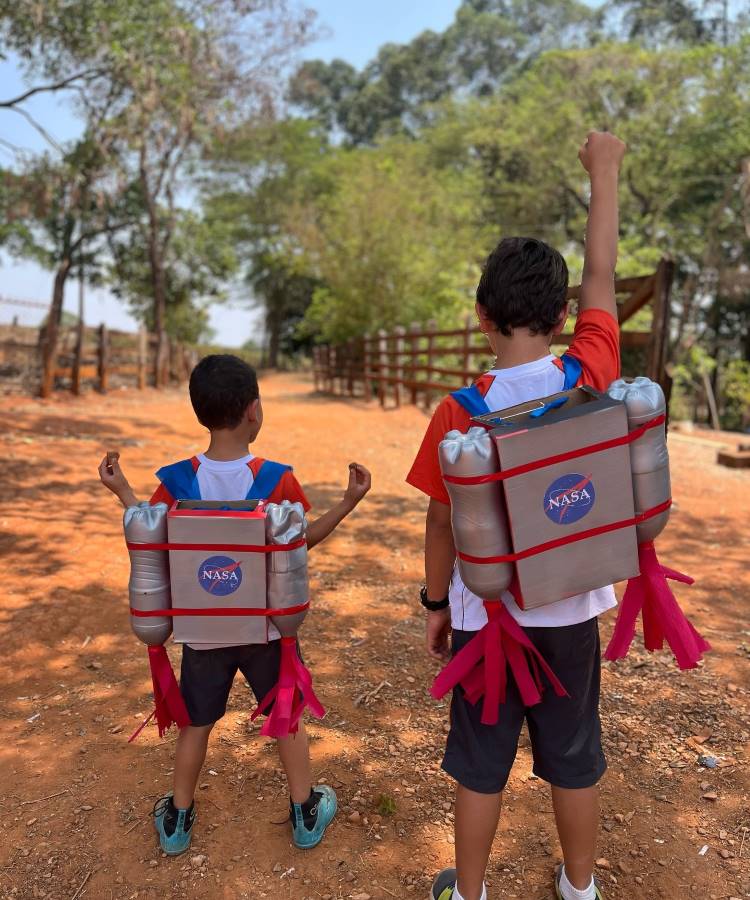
[439,427,513,599]
[123,502,172,646]
[264,500,309,637]
[608,377,671,542]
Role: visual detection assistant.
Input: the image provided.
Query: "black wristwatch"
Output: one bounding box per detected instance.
[420,585,449,612]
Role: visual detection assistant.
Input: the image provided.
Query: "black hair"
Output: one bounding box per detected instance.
[476,237,569,337]
[189,354,259,431]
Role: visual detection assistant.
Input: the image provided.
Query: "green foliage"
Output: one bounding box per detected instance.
[376,793,397,816]
[719,359,750,431]
[293,141,479,343]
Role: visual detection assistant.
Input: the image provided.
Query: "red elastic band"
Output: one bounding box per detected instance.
[457,499,672,565]
[126,538,306,553]
[130,601,310,617]
[444,414,666,485]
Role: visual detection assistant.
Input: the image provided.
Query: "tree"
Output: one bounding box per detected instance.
[292,141,479,342]
[206,118,329,364]
[0,133,135,395]
[289,0,598,144]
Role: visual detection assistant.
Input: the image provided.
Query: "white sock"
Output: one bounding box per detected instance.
[454,883,487,900]
[559,865,596,900]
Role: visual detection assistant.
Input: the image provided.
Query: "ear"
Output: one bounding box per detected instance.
[475,302,494,333]
[246,398,261,423]
[551,302,569,336]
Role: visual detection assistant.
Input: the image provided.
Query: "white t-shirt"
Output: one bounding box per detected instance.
[188,453,282,646]
[449,356,616,630]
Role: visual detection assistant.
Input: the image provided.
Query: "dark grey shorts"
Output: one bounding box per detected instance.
[180,640,292,727]
[442,618,606,793]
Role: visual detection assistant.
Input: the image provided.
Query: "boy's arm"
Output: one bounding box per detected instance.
[424,498,455,662]
[578,131,627,319]
[306,462,371,549]
[98,453,139,508]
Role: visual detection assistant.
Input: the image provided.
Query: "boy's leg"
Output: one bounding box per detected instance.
[438,629,526,900]
[524,619,606,897]
[174,724,214,808]
[551,785,599,889]
[455,785,502,900]
[277,723,312,803]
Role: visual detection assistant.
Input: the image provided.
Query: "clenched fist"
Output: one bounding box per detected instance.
[578,131,626,178]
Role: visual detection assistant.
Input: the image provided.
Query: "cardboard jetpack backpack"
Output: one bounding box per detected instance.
[167,500,269,645]
[471,385,640,609]
[124,497,325,741]
[433,376,711,730]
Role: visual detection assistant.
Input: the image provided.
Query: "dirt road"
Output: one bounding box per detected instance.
[0,373,748,900]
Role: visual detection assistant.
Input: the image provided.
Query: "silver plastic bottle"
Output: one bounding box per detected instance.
[607,377,671,543]
[123,502,173,646]
[265,501,309,637]
[439,427,513,599]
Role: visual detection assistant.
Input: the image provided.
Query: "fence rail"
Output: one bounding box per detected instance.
[312,259,674,409]
[0,321,197,395]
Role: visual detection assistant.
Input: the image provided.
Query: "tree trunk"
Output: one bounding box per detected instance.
[72,267,85,396]
[141,161,169,388]
[266,305,281,369]
[40,256,72,398]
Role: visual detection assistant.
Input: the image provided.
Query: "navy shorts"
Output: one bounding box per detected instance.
[442,618,606,793]
[180,640,294,727]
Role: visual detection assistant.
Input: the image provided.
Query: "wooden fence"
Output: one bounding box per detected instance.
[312,259,675,409]
[0,321,197,395]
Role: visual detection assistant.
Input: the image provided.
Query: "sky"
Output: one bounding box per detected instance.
[0,0,461,346]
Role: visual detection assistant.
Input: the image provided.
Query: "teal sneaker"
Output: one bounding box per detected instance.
[290,785,337,849]
[152,794,195,855]
[431,869,458,899]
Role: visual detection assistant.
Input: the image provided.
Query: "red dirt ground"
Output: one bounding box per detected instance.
[0,373,748,900]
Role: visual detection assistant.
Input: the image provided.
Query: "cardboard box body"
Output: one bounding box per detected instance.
[475,387,639,609]
[168,501,268,644]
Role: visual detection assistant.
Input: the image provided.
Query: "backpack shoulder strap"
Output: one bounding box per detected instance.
[560,353,583,391]
[450,384,491,417]
[246,459,291,501]
[155,458,201,501]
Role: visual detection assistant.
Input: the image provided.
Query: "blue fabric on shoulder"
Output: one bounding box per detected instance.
[155,458,201,501]
[450,384,491,416]
[246,460,290,501]
[560,353,582,390]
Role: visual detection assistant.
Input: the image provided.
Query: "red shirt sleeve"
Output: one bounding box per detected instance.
[149,483,174,506]
[267,470,311,512]
[565,308,621,391]
[406,395,473,504]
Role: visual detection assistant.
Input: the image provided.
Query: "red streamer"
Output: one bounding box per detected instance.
[431,601,568,725]
[251,637,325,738]
[129,646,192,742]
[604,541,710,670]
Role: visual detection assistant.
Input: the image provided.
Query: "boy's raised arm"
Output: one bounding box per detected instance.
[99,453,139,508]
[577,131,627,320]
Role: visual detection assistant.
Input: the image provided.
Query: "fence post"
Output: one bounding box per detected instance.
[462,313,473,385]
[329,346,337,395]
[312,347,320,392]
[393,326,405,408]
[138,328,147,390]
[363,335,372,400]
[409,322,420,405]
[346,339,355,396]
[377,328,388,408]
[648,258,675,405]
[424,318,437,409]
[97,323,109,393]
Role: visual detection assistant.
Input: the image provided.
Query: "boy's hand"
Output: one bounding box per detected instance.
[426,608,452,662]
[343,462,371,510]
[98,452,138,507]
[578,131,626,179]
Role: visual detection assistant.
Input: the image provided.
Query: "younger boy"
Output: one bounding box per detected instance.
[406,132,626,900]
[100,354,371,855]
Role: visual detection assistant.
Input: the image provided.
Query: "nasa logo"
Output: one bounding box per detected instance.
[543,473,596,525]
[197,555,243,596]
